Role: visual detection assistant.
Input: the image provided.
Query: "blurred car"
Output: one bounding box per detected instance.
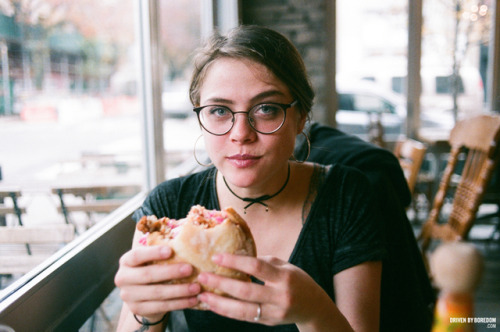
[362,66,485,119]
[336,79,406,141]
[402,67,484,118]
[162,81,193,118]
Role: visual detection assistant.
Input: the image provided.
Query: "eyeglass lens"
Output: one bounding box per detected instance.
[199,103,286,135]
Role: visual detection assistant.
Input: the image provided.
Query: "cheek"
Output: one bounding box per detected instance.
[202,134,224,161]
[281,120,303,153]
[267,130,297,162]
[282,133,298,158]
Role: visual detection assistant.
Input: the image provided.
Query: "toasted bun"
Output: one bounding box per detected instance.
[137,205,256,309]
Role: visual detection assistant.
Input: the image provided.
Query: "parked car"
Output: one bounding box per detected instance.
[336,79,406,141]
[420,66,484,117]
[362,66,485,119]
[162,81,192,118]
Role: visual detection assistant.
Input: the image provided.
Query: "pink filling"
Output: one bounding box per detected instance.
[141,207,227,244]
[205,210,226,223]
[139,233,148,245]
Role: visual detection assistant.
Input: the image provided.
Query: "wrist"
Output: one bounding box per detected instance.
[133,313,167,326]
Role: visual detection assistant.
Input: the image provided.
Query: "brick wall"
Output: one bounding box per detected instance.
[241,0,330,122]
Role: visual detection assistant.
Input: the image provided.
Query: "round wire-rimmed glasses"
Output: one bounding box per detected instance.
[193,100,297,136]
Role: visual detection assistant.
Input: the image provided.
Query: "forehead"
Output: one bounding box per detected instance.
[199,57,290,102]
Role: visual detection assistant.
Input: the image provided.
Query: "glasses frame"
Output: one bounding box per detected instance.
[193,100,297,136]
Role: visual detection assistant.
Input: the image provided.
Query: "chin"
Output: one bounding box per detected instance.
[221,168,259,189]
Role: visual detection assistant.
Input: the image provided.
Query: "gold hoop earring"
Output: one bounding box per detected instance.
[193,134,213,167]
[292,132,310,163]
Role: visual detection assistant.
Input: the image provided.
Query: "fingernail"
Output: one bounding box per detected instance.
[197,273,207,284]
[189,283,201,294]
[190,296,200,306]
[198,293,208,302]
[160,246,171,257]
[179,264,192,275]
[211,254,222,263]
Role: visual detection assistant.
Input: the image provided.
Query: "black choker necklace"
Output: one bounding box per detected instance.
[223,163,291,214]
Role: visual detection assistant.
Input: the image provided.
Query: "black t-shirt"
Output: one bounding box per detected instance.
[134,164,386,332]
[296,123,435,332]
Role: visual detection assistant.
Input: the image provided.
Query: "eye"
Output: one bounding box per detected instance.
[205,106,231,118]
[253,104,281,118]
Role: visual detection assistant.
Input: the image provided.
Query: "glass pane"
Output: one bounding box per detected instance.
[80,0,203,330]
[337,1,408,141]
[161,0,203,180]
[391,76,406,94]
[0,0,141,289]
[353,94,385,113]
[421,0,489,126]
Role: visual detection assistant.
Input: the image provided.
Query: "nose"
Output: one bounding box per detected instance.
[229,113,256,142]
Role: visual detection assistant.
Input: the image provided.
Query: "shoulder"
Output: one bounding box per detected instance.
[303,161,372,194]
[134,168,216,221]
[322,162,372,189]
[308,122,397,167]
[152,168,215,196]
[310,162,379,221]
[306,122,411,204]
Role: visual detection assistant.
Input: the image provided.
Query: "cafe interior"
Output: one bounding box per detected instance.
[0,0,499,331]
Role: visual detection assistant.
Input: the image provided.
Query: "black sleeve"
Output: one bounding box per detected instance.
[327,165,386,275]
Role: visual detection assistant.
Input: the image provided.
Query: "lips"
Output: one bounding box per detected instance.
[227,154,260,168]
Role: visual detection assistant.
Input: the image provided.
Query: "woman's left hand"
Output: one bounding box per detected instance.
[197,254,334,327]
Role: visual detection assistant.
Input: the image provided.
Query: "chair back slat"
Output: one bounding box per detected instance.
[449,115,500,151]
[393,138,427,194]
[419,114,500,265]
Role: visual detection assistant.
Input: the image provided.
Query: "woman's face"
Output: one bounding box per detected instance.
[198,57,305,190]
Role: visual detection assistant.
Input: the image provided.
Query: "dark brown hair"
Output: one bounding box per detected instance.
[189,25,315,117]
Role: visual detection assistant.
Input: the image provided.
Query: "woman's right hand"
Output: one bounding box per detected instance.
[114,244,201,322]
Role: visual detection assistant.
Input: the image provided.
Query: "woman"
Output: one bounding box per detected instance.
[115,25,385,332]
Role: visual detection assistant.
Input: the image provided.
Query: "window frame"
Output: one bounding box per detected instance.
[0,1,223,329]
[0,194,144,331]
[0,0,161,329]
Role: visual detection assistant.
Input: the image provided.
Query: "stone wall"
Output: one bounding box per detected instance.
[241,0,330,122]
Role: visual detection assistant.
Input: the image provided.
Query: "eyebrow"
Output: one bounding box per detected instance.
[204,90,287,105]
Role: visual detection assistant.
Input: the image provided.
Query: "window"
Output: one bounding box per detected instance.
[0,1,206,330]
[353,94,387,113]
[160,0,203,180]
[338,93,355,111]
[421,0,488,119]
[435,75,465,94]
[0,0,141,290]
[391,76,406,94]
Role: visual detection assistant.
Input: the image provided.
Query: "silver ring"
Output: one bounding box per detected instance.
[253,303,262,322]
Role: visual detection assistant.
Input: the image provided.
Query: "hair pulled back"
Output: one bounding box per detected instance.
[189,25,315,117]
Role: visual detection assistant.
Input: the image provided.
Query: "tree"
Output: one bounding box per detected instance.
[447,0,491,122]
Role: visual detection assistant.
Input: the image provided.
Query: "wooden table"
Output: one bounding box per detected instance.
[51,184,141,226]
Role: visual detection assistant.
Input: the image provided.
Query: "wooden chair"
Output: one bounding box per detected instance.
[393,138,428,195]
[0,189,27,226]
[0,188,31,254]
[418,114,500,263]
[0,224,76,275]
[52,184,140,228]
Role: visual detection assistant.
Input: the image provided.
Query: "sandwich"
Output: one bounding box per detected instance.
[137,205,256,308]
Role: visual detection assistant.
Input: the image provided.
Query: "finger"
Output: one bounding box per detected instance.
[115,262,195,286]
[128,296,200,317]
[212,254,285,283]
[120,245,173,267]
[198,291,270,324]
[120,283,201,303]
[197,272,276,304]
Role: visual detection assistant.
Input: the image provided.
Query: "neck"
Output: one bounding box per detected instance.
[220,163,291,214]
